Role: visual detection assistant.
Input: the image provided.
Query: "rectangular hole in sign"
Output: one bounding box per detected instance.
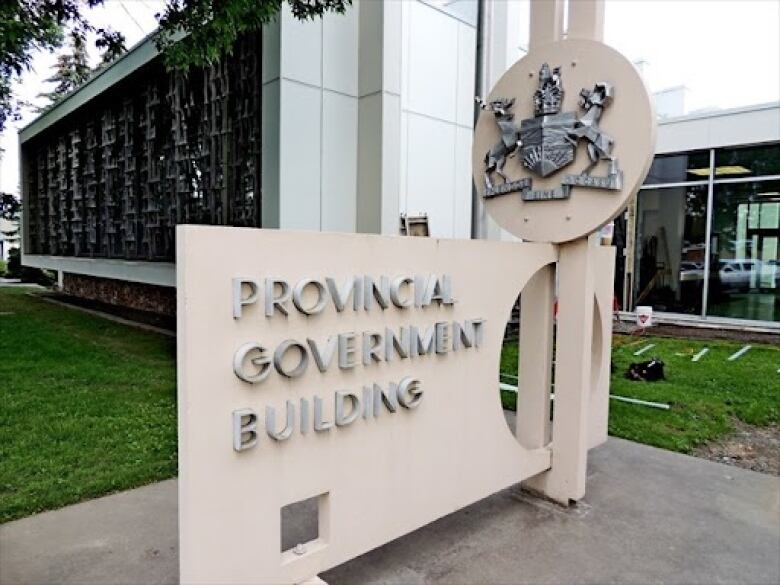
[281,494,325,553]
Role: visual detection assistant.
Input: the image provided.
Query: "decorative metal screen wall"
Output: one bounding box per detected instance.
[23,33,262,262]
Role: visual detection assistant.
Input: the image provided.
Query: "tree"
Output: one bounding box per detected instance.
[1,191,21,244]
[0,1,124,131]
[0,192,52,284]
[0,0,350,132]
[155,0,350,71]
[36,31,91,107]
[1,192,20,222]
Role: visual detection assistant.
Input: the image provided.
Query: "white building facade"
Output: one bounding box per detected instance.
[22,0,527,291]
[19,0,780,326]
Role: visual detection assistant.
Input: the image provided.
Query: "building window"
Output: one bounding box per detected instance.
[634,185,708,315]
[706,180,780,322]
[714,144,780,179]
[643,151,710,185]
[625,140,780,323]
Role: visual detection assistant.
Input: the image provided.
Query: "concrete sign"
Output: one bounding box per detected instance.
[178,226,564,584]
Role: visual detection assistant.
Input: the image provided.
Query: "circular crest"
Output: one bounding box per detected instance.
[472,39,656,243]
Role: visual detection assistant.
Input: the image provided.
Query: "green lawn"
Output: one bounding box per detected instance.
[501,335,780,453]
[1,285,778,522]
[0,288,177,523]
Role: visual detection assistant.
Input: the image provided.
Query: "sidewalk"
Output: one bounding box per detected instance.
[2,438,778,585]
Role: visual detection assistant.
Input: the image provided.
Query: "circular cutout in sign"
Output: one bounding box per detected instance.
[472,39,656,243]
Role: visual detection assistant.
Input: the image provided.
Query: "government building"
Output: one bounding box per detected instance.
[18,0,780,328]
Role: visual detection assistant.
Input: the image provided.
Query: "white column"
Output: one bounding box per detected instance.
[356,0,402,235]
[567,0,605,42]
[526,237,595,504]
[516,264,555,449]
[528,0,564,49]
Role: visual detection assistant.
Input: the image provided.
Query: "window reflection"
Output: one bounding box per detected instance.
[643,151,710,185]
[707,181,780,321]
[714,144,780,179]
[634,185,708,314]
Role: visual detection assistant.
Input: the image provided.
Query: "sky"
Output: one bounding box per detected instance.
[1,0,779,195]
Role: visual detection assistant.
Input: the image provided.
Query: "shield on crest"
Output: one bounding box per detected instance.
[520,111,577,178]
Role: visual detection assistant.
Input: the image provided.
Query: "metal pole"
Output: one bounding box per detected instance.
[471,0,488,240]
[701,148,715,319]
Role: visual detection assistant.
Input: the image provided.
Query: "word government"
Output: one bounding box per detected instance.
[233,273,456,318]
[233,318,486,383]
[230,273,487,451]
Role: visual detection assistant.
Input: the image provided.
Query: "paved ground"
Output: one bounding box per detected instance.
[2,438,778,585]
[0,279,43,288]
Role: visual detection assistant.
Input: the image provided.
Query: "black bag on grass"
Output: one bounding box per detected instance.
[625,358,665,382]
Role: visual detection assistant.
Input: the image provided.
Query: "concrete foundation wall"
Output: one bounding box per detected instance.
[61,273,175,316]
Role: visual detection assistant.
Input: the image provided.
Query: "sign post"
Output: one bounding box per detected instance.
[472,0,655,503]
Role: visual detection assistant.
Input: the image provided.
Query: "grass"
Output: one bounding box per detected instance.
[501,334,780,454]
[0,288,177,523]
[1,285,777,522]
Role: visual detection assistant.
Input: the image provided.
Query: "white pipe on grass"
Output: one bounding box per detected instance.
[727,345,751,361]
[633,343,655,356]
[498,383,670,410]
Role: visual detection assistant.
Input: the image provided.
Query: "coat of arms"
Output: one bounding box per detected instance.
[478,63,622,201]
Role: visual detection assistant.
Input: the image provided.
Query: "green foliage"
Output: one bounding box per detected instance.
[1,0,349,131]
[0,1,125,130]
[155,0,350,71]
[4,248,55,286]
[0,192,20,221]
[36,31,92,107]
[500,335,780,453]
[0,288,177,522]
[0,259,6,276]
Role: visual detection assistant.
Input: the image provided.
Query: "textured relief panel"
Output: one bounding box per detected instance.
[24,32,262,262]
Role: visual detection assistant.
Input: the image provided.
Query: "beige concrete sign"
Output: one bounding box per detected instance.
[177,7,651,583]
[178,226,571,584]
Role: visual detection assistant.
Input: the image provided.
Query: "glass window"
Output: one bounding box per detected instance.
[707,180,780,322]
[714,143,780,179]
[643,151,711,185]
[633,185,708,315]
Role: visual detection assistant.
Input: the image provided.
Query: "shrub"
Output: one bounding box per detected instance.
[5,248,55,286]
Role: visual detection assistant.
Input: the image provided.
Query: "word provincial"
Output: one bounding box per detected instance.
[230,274,486,452]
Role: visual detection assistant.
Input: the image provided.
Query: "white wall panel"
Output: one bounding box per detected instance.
[400,0,411,111]
[356,93,382,232]
[382,0,403,96]
[405,114,456,237]
[279,80,321,230]
[261,80,280,228]
[322,92,358,232]
[380,92,402,235]
[323,4,359,96]
[657,106,780,153]
[399,110,410,217]
[262,18,280,83]
[454,127,473,238]
[280,4,322,86]
[456,24,477,128]
[405,1,459,122]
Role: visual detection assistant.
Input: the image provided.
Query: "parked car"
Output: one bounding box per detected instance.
[679,261,704,282]
[718,259,762,290]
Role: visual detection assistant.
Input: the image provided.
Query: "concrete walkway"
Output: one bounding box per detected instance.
[2,438,778,585]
